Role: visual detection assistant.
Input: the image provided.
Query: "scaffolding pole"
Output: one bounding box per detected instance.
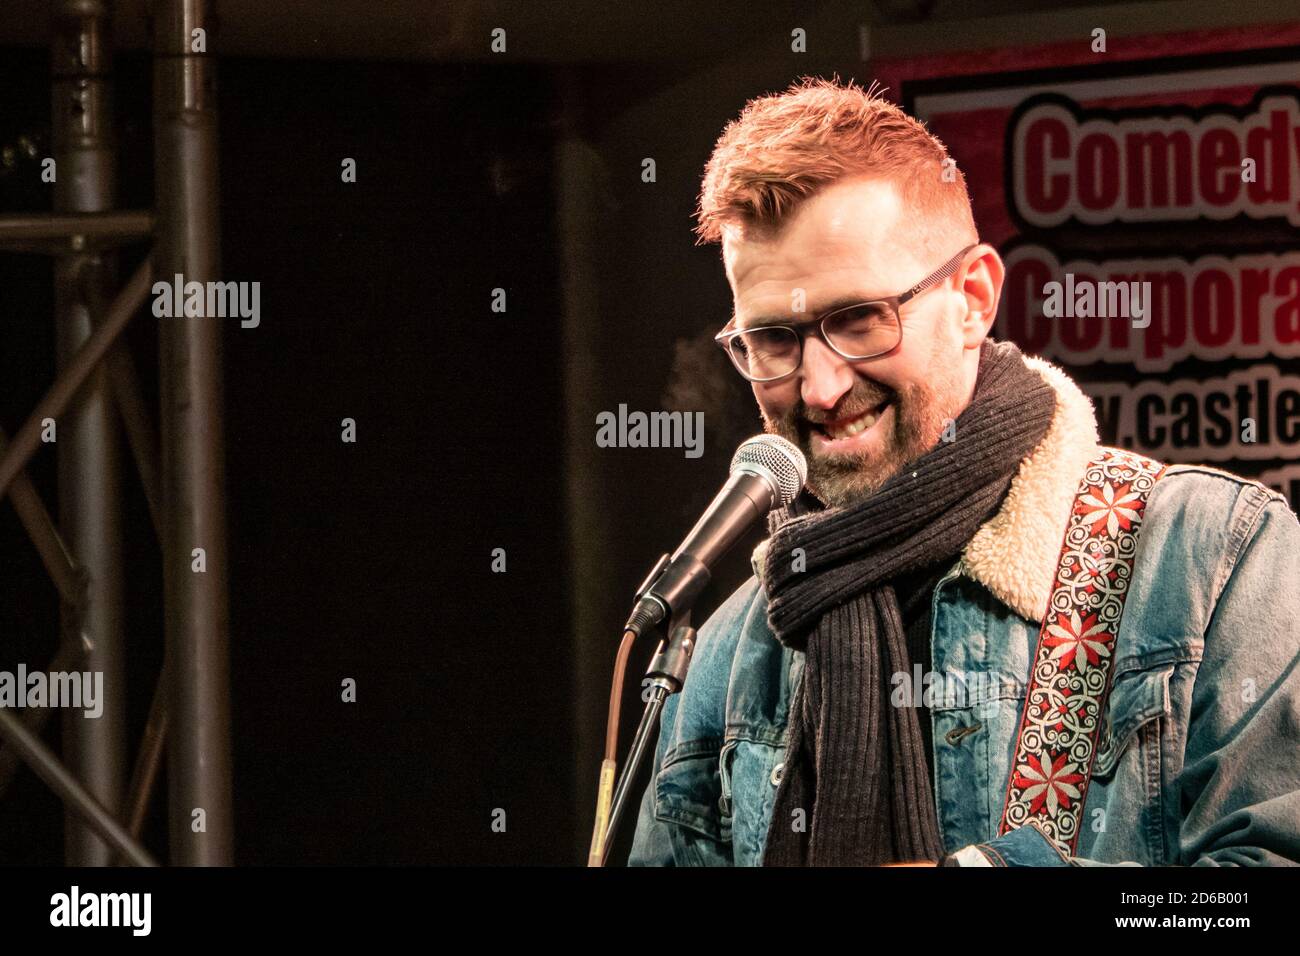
[52,0,127,867]
[152,0,235,865]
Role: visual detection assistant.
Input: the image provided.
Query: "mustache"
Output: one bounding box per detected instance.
[796,389,894,427]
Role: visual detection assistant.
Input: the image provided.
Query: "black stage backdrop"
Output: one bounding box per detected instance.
[0,50,585,865]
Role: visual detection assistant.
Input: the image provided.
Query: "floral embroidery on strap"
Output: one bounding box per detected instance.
[998,449,1166,852]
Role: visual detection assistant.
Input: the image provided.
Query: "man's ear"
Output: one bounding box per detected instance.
[958,243,1003,347]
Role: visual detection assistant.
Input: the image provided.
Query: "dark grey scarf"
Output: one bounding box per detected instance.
[760,338,1057,866]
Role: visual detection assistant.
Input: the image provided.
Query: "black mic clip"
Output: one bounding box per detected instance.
[623,553,669,637]
[623,551,710,638]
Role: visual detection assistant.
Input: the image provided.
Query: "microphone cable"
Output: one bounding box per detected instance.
[586,627,636,867]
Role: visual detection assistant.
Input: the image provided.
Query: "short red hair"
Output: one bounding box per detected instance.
[694,75,978,257]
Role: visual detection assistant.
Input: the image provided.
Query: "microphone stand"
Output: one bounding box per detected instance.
[592,615,696,868]
[587,435,804,865]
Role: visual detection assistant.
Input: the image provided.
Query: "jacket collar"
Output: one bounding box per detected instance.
[751,351,1101,625]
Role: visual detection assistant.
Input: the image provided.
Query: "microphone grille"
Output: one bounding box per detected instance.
[730,434,808,507]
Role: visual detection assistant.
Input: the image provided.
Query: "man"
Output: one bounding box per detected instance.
[628,76,1300,866]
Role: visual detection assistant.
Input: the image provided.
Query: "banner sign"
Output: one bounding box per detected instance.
[881,28,1300,511]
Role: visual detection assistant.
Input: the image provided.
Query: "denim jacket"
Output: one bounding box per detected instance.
[628,353,1300,867]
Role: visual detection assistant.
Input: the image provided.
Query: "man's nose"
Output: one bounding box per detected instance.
[799,336,854,410]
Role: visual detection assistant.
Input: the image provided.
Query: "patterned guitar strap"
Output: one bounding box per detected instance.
[997,447,1167,853]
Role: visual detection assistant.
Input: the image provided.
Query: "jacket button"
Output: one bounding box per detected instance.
[770,762,785,786]
[945,721,982,745]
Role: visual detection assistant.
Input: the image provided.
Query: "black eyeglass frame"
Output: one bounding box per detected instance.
[713,243,979,383]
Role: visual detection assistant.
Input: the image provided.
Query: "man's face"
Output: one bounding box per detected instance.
[722,176,983,507]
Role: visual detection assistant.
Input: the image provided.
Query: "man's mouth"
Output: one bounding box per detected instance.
[811,399,892,442]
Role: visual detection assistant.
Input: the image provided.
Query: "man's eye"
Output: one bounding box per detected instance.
[737,328,797,358]
[748,328,791,348]
[832,304,890,334]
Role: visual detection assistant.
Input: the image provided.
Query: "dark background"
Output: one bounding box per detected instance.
[0,14,776,865]
[2,0,1298,866]
[0,47,586,865]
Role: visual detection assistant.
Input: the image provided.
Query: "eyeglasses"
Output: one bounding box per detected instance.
[714,244,977,383]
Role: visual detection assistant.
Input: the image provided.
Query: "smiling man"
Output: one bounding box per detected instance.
[720,173,986,507]
[628,76,1300,867]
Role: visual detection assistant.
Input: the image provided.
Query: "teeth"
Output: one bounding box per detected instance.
[825,404,885,440]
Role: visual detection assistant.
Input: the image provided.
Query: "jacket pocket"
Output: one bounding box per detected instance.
[720,735,786,864]
[1092,663,1173,780]
[654,739,728,845]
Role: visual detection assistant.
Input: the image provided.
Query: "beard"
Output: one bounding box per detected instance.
[759,343,969,509]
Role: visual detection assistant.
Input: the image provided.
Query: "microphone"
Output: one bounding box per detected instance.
[623,434,807,637]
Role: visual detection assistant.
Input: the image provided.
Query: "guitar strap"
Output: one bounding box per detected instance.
[996,447,1167,853]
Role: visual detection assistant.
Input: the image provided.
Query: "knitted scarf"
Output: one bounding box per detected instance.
[760,338,1057,866]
